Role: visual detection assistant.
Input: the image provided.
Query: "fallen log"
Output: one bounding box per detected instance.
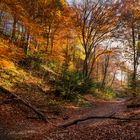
[127,104,140,108]
[0,98,19,105]
[0,86,48,122]
[27,116,57,120]
[59,115,140,128]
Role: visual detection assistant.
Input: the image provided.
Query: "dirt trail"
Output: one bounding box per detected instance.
[61,96,128,127]
[85,96,127,116]
[0,96,139,140]
[46,97,140,140]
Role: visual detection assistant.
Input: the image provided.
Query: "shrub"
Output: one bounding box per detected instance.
[91,82,102,91]
[103,87,116,99]
[89,83,116,100]
[46,60,57,70]
[19,52,42,69]
[55,70,93,101]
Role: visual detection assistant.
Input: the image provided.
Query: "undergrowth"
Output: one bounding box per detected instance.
[89,82,117,100]
[54,69,93,101]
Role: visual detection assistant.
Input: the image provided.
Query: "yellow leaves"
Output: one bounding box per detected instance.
[56,10,61,18]
[0,59,15,69]
[69,62,75,70]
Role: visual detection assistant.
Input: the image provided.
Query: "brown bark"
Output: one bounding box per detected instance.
[12,16,17,39]
[127,104,140,108]
[101,55,110,88]
[131,25,137,97]
[109,71,116,88]
[24,28,30,55]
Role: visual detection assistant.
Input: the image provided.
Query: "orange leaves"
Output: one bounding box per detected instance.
[0,38,24,63]
[95,50,113,62]
[0,0,74,63]
[0,59,15,69]
[121,0,140,23]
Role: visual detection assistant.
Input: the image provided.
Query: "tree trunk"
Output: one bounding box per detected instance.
[11,16,17,40]
[46,24,51,52]
[138,33,140,58]
[83,54,89,77]
[101,55,110,88]
[96,61,99,81]
[109,71,116,88]
[24,29,30,55]
[132,25,137,97]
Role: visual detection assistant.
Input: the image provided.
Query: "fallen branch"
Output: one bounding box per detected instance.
[0,86,48,122]
[27,116,57,120]
[0,98,20,105]
[127,104,140,108]
[59,115,140,128]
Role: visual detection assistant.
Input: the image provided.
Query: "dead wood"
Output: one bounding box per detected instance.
[0,86,48,122]
[59,114,140,128]
[27,116,57,120]
[127,104,140,108]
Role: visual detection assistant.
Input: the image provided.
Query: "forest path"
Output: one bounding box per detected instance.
[46,96,140,140]
[0,95,139,140]
[59,96,128,127]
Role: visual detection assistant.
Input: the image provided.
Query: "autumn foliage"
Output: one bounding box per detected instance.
[0,0,140,97]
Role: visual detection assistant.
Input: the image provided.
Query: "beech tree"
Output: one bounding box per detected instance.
[72,0,120,78]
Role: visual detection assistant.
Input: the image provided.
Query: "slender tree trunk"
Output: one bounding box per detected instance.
[96,61,99,81]
[12,16,17,40]
[46,24,51,52]
[83,54,89,77]
[109,71,116,88]
[137,33,140,61]
[24,28,30,55]
[50,34,54,54]
[64,38,70,69]
[87,47,96,78]
[132,25,137,97]
[0,11,4,32]
[121,70,123,86]
[101,55,110,89]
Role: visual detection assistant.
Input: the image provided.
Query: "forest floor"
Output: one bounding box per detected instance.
[0,94,140,140]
